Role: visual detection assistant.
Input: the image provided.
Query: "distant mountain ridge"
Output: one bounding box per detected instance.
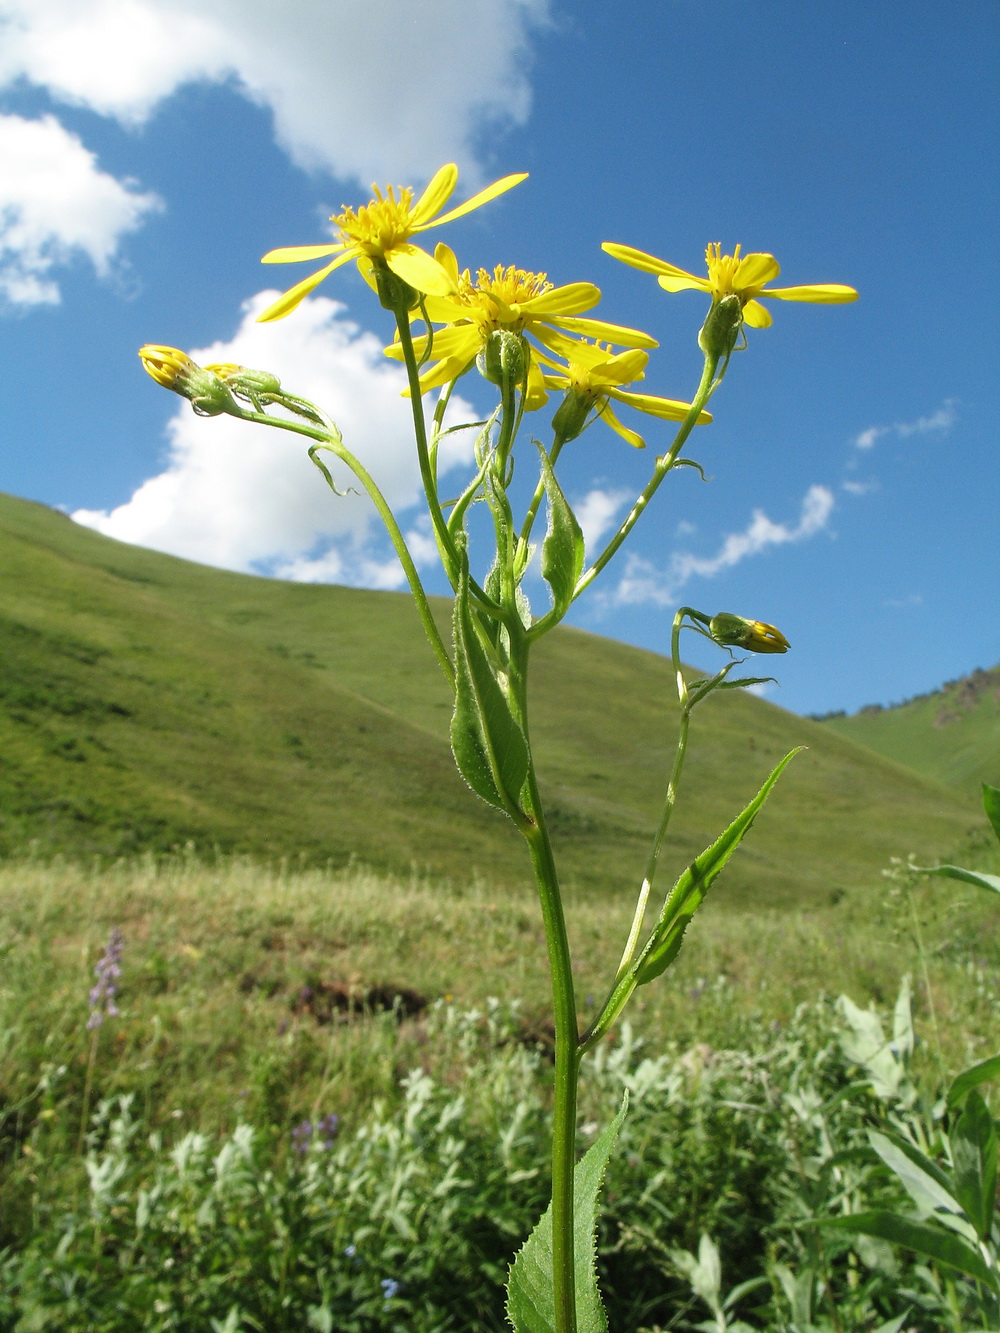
[0,491,978,908]
[817,666,1000,795]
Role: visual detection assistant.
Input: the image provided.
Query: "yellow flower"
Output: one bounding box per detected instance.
[257,163,527,322]
[709,612,790,653]
[540,342,711,448]
[387,246,657,407]
[138,345,236,416]
[602,241,857,329]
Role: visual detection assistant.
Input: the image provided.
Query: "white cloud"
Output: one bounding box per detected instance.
[574,487,630,555]
[72,291,477,579]
[852,399,956,450]
[0,112,161,307]
[611,484,835,607]
[842,478,878,496]
[0,0,549,182]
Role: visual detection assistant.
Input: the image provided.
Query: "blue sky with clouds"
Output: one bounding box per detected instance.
[0,0,995,716]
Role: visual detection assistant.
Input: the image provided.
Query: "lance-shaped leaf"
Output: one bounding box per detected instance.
[537,444,585,620]
[922,864,1000,895]
[506,1094,628,1333]
[950,1090,997,1241]
[820,1211,998,1289]
[634,750,799,985]
[867,1130,965,1225]
[948,1054,1000,1109]
[449,552,528,815]
[983,782,1000,845]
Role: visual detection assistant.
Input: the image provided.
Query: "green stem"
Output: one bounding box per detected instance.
[237,405,455,690]
[394,313,459,586]
[523,780,581,1333]
[574,353,720,599]
[510,630,580,1333]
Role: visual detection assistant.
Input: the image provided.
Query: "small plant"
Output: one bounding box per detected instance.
[139,165,856,1330]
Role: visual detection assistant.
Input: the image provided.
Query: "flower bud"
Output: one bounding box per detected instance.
[138,345,236,416]
[698,293,743,359]
[550,388,591,444]
[477,329,526,391]
[205,363,283,402]
[372,260,419,313]
[709,612,790,654]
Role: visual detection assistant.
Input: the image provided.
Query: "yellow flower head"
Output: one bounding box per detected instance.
[388,245,657,408]
[709,612,790,654]
[541,341,711,448]
[257,163,527,323]
[602,241,857,329]
[138,345,236,416]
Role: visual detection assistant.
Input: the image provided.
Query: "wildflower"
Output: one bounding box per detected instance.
[87,927,124,1030]
[542,341,711,448]
[290,1119,313,1153]
[257,163,527,322]
[709,612,790,653]
[291,1112,339,1153]
[381,1278,401,1304]
[602,242,857,329]
[387,247,657,408]
[138,345,236,416]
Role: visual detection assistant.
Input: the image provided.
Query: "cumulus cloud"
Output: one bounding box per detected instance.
[852,399,956,450]
[610,484,835,607]
[72,292,477,579]
[574,487,631,555]
[0,0,549,183]
[0,112,161,307]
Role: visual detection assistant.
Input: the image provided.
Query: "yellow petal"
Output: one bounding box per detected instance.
[428,172,528,229]
[523,357,549,411]
[261,242,347,264]
[741,299,773,329]
[545,315,658,349]
[255,256,349,322]
[598,401,646,448]
[602,243,702,286]
[588,348,648,386]
[610,387,711,424]
[733,252,780,288]
[520,281,600,317]
[386,244,457,296]
[766,283,859,304]
[409,164,458,226]
[434,242,461,287]
[657,273,711,294]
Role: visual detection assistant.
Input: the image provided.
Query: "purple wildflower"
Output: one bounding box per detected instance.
[291,1113,339,1153]
[87,927,124,1030]
[291,1119,313,1153]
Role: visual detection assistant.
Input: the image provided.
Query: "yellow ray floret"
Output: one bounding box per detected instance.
[256,164,527,323]
[602,241,857,329]
[386,247,657,407]
[539,341,711,448]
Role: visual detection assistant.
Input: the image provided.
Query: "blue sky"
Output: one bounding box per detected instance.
[0,0,996,716]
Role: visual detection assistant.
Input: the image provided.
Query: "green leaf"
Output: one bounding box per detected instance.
[948,1054,1000,1109]
[924,865,1000,895]
[449,553,528,815]
[983,783,1000,845]
[537,444,585,620]
[633,750,800,985]
[820,1211,998,1288]
[950,1090,998,1241]
[506,1094,628,1333]
[867,1130,963,1221]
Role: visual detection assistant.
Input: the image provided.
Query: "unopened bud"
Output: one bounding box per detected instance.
[372,260,419,313]
[709,612,789,654]
[205,363,283,404]
[477,330,526,391]
[698,293,743,359]
[550,388,591,444]
[138,345,236,416]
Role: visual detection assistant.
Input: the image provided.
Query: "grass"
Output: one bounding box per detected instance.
[819,665,1000,794]
[0,490,980,909]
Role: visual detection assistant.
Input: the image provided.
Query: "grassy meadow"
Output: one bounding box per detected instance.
[3,488,1000,1328]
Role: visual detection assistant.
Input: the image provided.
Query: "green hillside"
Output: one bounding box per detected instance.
[819,667,1000,795]
[0,491,977,907]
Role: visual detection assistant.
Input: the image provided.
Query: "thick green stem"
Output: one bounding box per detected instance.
[523,779,581,1333]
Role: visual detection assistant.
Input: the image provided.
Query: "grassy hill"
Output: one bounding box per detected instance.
[818,667,1000,795]
[0,491,978,907]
